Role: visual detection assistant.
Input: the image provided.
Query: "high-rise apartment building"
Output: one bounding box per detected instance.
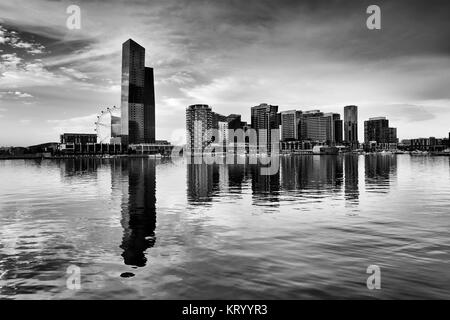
[218,121,229,147]
[226,114,247,130]
[251,103,279,152]
[324,113,343,145]
[344,105,358,149]
[186,104,212,153]
[280,110,299,141]
[212,112,227,129]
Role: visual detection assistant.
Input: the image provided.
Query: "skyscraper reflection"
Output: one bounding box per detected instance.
[227,163,247,193]
[187,163,218,204]
[280,155,343,194]
[344,154,359,203]
[115,158,157,267]
[250,163,280,204]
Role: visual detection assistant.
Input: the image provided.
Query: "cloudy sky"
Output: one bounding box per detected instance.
[0,0,449,146]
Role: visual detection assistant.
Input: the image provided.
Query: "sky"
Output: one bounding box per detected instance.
[0,0,449,146]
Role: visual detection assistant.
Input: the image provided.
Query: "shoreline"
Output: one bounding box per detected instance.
[1,152,449,160]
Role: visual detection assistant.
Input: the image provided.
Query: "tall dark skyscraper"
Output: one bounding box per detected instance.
[120,39,155,145]
[144,67,155,143]
[344,105,358,149]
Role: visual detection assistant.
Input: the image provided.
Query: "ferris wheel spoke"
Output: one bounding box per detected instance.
[95,106,118,143]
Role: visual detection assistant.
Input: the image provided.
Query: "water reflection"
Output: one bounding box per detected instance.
[113,158,157,268]
[2,154,450,299]
[280,156,343,193]
[187,164,216,204]
[344,154,359,203]
[59,155,399,271]
[365,155,397,193]
[59,157,100,177]
[183,155,399,207]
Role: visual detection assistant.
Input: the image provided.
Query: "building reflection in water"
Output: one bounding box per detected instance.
[250,162,280,204]
[280,156,342,194]
[365,155,397,193]
[112,158,157,268]
[187,164,216,204]
[59,157,100,178]
[184,155,401,208]
[186,161,230,205]
[344,154,359,203]
[227,163,247,193]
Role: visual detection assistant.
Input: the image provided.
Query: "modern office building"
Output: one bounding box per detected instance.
[251,103,279,152]
[186,104,212,153]
[344,105,358,149]
[120,39,155,145]
[280,110,299,141]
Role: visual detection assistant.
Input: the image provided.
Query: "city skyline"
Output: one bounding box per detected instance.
[1,0,450,147]
[1,0,450,303]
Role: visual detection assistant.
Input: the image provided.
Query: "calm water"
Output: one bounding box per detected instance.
[0,155,449,299]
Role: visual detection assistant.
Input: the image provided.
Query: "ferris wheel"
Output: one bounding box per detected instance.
[94,106,120,143]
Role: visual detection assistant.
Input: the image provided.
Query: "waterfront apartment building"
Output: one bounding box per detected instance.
[186,104,213,153]
[344,105,358,149]
[251,103,279,152]
[403,137,449,152]
[226,114,247,130]
[212,112,227,130]
[364,117,388,143]
[120,39,155,145]
[218,121,229,148]
[364,117,398,149]
[299,110,337,144]
[280,110,299,141]
[324,113,343,145]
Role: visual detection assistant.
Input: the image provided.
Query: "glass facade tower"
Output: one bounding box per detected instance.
[121,39,155,145]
